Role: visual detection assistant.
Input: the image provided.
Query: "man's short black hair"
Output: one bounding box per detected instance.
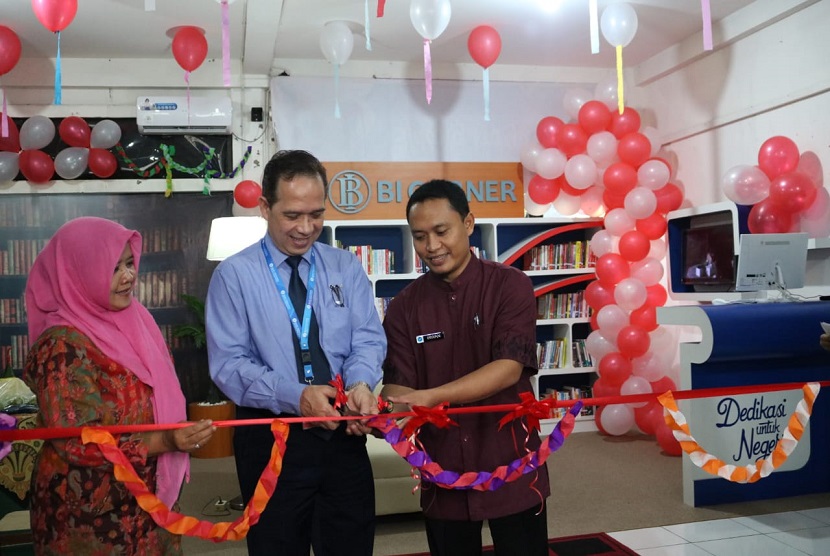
[261,150,328,205]
[406,179,470,221]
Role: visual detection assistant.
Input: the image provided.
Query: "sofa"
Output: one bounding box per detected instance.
[366,432,422,516]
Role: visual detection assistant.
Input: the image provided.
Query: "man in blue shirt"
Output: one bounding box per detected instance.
[206,150,386,555]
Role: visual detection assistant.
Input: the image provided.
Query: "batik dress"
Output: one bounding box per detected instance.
[23,326,182,556]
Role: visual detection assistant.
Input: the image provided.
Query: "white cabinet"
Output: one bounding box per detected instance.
[326,216,603,433]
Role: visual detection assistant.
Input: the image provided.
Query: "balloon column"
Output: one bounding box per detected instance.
[319,21,355,119]
[467,25,501,121]
[521,85,685,454]
[410,0,452,104]
[721,136,828,237]
[0,26,21,137]
[31,0,79,105]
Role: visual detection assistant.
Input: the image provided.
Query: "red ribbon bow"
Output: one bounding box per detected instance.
[329,376,349,413]
[403,402,457,438]
[497,392,555,432]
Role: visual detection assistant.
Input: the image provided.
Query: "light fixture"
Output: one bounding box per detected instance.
[206,216,268,261]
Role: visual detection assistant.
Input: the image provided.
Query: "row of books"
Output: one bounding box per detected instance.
[0,295,26,324]
[135,226,183,254]
[0,239,49,276]
[374,297,393,322]
[537,339,595,369]
[543,385,595,418]
[536,290,591,320]
[133,270,189,309]
[337,243,396,275]
[1,336,28,372]
[523,240,596,271]
[415,246,487,274]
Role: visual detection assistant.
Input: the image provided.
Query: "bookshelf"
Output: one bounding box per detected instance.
[0,192,231,403]
[326,216,603,433]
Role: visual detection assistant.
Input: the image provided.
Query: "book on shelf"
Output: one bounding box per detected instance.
[336,242,396,275]
[536,290,590,320]
[571,339,594,368]
[374,297,393,322]
[416,246,487,274]
[522,240,596,271]
[536,338,566,369]
[543,384,594,418]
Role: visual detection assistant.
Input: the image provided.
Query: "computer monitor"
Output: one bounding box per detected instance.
[681,225,736,287]
[735,233,809,292]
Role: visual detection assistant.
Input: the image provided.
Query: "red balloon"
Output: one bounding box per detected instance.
[603,162,638,195]
[88,148,117,178]
[748,198,794,234]
[595,253,630,287]
[467,25,501,69]
[645,284,667,307]
[0,26,22,76]
[172,26,208,73]
[589,310,599,330]
[768,171,817,213]
[758,135,799,180]
[536,116,564,149]
[618,230,650,262]
[558,124,588,157]
[634,401,663,435]
[655,422,682,456]
[617,132,651,168]
[0,114,20,153]
[584,280,615,310]
[234,179,263,208]
[630,304,658,331]
[598,352,632,387]
[32,0,77,32]
[58,116,90,148]
[636,212,667,240]
[650,376,677,396]
[578,100,612,134]
[18,150,54,183]
[617,325,650,358]
[594,407,608,435]
[654,183,683,214]
[556,174,582,197]
[592,376,620,398]
[609,107,641,139]
[602,188,625,210]
[528,174,559,204]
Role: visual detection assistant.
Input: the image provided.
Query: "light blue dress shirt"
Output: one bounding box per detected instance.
[205,234,386,416]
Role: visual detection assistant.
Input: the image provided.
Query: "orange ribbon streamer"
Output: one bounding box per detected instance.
[81,419,289,541]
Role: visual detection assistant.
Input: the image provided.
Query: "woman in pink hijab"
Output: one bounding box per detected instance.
[23,217,215,555]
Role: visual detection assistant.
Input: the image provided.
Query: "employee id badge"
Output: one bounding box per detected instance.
[416,331,445,344]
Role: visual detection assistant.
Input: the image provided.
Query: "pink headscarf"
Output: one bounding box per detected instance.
[26,216,188,508]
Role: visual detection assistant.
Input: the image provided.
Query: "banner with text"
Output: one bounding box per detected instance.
[323,162,524,220]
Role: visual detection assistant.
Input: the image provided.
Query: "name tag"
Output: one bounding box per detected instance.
[416,331,445,344]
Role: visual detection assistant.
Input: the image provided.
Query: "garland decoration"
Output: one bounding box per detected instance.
[657,382,820,483]
[113,143,253,196]
[370,400,582,491]
[80,419,289,541]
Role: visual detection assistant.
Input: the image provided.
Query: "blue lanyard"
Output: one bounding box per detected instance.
[261,240,318,384]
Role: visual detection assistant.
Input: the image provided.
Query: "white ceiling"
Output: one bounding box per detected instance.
[2,0,757,77]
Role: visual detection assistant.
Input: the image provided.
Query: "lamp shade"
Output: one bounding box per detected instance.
[206,216,267,261]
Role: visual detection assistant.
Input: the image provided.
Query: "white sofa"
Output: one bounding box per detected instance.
[366,433,422,516]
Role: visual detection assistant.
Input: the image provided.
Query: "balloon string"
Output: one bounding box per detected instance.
[364,0,372,51]
[589,0,600,54]
[701,0,713,51]
[424,39,433,105]
[334,64,341,119]
[616,45,624,115]
[221,0,232,86]
[1,86,7,138]
[55,31,62,105]
[483,67,490,122]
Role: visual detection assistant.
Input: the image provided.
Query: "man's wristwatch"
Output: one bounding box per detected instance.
[345,381,372,393]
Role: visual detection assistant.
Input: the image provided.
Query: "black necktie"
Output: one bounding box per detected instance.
[286,255,330,386]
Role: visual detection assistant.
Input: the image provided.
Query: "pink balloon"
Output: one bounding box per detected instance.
[637,158,670,190]
[748,198,794,233]
[467,25,501,69]
[768,171,817,214]
[564,154,597,190]
[614,277,647,311]
[599,403,635,436]
[620,375,652,407]
[630,257,664,286]
[597,304,628,337]
[797,151,824,189]
[624,186,657,220]
[585,330,616,361]
[586,131,618,166]
[604,207,635,236]
[758,135,800,179]
[589,229,616,258]
[32,0,78,32]
[595,253,630,287]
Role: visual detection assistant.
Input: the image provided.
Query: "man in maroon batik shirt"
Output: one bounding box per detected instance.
[382,179,550,556]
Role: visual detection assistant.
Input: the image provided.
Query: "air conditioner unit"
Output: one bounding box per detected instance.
[136,96,232,135]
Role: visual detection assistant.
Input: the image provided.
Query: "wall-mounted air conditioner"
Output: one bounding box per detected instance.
[136,96,232,135]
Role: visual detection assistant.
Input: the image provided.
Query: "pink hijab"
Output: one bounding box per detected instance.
[26,216,188,508]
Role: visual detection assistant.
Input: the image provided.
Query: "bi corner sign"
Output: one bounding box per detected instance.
[323,162,525,220]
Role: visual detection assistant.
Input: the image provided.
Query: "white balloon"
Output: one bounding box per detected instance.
[410,0,451,40]
[590,229,615,258]
[640,126,662,157]
[597,304,628,337]
[20,115,56,151]
[600,3,639,48]
[637,159,670,190]
[580,186,606,218]
[621,375,651,408]
[54,147,89,180]
[0,151,19,183]
[586,330,616,361]
[319,21,354,65]
[648,238,667,260]
[535,148,567,180]
[552,191,580,216]
[614,277,647,311]
[632,351,666,382]
[604,207,635,236]
[562,88,593,121]
[524,192,550,217]
[564,154,597,190]
[594,74,619,110]
[600,403,635,436]
[587,131,618,166]
[624,187,657,220]
[520,140,543,173]
[721,164,770,206]
[90,119,122,149]
[630,257,664,286]
[798,186,830,238]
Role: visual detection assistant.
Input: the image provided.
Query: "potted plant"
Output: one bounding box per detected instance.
[173,294,235,459]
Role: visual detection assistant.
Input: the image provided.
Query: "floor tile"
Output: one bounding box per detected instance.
[798,507,830,526]
[663,519,758,543]
[637,544,715,556]
[695,535,809,556]
[608,527,688,550]
[769,525,830,555]
[734,511,827,533]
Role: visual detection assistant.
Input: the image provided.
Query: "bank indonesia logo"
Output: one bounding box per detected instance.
[329,170,371,214]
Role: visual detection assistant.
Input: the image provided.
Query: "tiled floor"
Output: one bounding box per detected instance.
[608,506,830,555]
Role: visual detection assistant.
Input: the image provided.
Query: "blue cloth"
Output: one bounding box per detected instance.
[206,234,386,415]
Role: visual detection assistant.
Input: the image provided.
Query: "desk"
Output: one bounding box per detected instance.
[658,302,830,506]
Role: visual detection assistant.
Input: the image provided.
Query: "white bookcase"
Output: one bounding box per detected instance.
[326,216,603,433]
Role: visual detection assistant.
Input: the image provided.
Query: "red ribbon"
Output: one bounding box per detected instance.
[498,391,554,432]
[330,376,348,413]
[403,402,456,438]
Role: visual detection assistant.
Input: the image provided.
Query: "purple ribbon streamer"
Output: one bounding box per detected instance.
[2,88,7,138]
[424,39,432,105]
[701,0,713,51]
[221,0,232,86]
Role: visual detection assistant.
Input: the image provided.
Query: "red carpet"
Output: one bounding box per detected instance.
[394,532,638,555]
